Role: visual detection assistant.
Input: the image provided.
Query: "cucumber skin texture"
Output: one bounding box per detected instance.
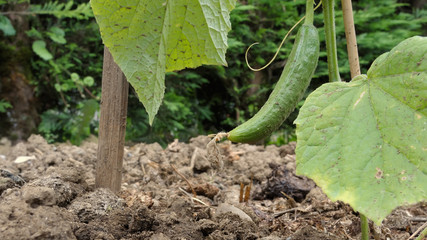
[228,24,320,143]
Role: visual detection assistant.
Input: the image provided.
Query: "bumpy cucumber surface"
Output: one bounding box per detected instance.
[228,24,319,143]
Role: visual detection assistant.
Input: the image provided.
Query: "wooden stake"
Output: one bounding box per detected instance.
[95,47,129,193]
[341,0,361,78]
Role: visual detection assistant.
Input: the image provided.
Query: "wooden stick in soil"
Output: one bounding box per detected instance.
[96,47,129,193]
[239,183,244,203]
[170,164,197,197]
[341,0,361,78]
[243,177,253,203]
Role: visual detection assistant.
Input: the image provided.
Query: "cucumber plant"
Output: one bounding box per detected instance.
[91,0,426,238]
[227,0,319,143]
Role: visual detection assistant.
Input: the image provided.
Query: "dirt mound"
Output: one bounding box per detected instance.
[0,135,425,239]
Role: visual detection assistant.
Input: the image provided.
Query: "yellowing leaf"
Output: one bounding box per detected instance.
[295,36,427,225]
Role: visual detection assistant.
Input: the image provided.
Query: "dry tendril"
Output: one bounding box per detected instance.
[206,132,228,169]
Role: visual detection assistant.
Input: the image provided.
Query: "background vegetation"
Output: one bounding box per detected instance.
[0,0,426,147]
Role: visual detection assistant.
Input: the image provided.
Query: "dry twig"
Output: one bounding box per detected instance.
[412,217,427,222]
[281,191,297,208]
[273,205,312,218]
[170,164,196,197]
[408,221,427,240]
[178,187,210,207]
[342,228,355,240]
[244,177,253,202]
[239,182,245,203]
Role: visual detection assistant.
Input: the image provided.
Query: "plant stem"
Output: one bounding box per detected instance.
[305,0,314,25]
[322,0,341,82]
[360,214,370,240]
[413,222,427,240]
[341,0,361,78]
[415,227,427,240]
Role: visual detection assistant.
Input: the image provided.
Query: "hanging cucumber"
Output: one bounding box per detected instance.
[227,0,319,143]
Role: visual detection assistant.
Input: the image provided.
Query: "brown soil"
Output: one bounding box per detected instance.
[0,135,425,240]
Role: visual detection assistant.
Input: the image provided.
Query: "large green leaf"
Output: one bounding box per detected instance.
[295,36,427,225]
[91,0,236,124]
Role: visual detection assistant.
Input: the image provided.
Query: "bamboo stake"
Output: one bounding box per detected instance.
[341,0,360,78]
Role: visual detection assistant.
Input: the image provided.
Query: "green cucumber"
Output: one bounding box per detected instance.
[228,12,319,143]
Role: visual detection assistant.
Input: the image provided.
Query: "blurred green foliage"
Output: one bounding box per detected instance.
[0,98,12,112]
[0,0,426,146]
[0,0,102,143]
[38,99,98,145]
[127,71,214,146]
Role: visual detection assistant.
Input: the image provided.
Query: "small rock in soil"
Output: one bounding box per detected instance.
[28,175,85,206]
[254,163,315,202]
[22,185,56,207]
[193,149,211,172]
[0,169,25,186]
[0,177,15,195]
[190,183,220,199]
[290,225,341,240]
[198,219,218,236]
[129,205,157,232]
[68,188,124,223]
[212,212,259,240]
[215,203,253,222]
